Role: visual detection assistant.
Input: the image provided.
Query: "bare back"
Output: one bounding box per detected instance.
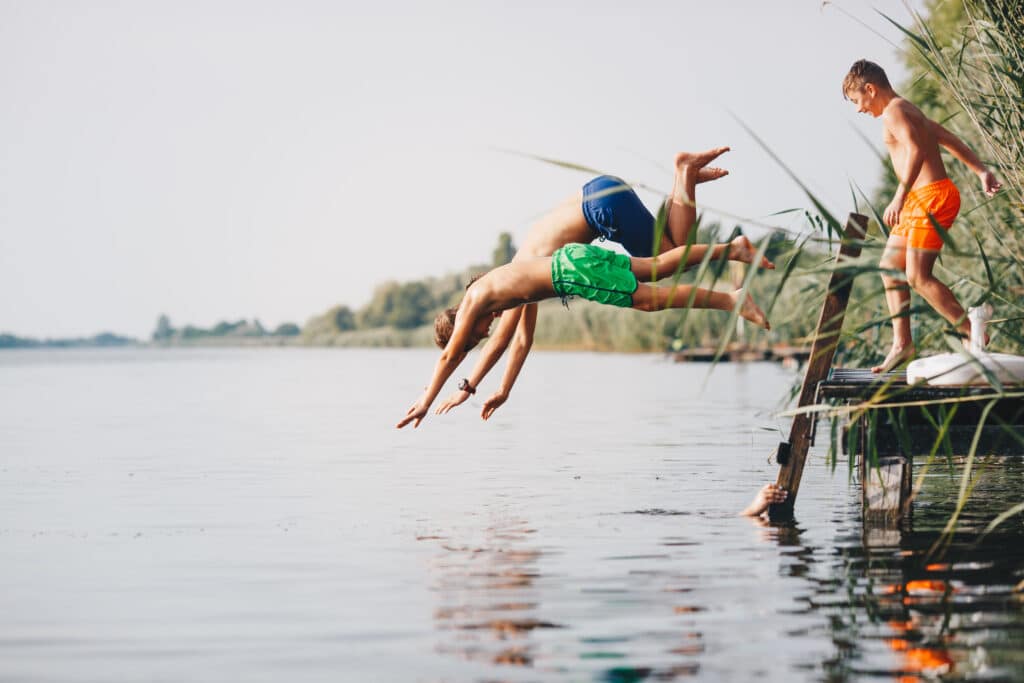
[882,97,948,189]
[468,257,557,315]
[513,194,594,260]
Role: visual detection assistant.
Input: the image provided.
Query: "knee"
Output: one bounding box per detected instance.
[906,270,932,290]
[630,289,654,312]
[632,298,653,313]
[880,273,907,291]
[878,257,902,275]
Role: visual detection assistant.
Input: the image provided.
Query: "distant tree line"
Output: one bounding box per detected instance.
[298,227,822,351]
[300,231,516,345]
[0,332,136,349]
[151,314,300,343]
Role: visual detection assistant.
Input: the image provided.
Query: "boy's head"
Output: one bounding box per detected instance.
[434,307,458,349]
[434,273,495,351]
[433,306,499,351]
[842,59,892,116]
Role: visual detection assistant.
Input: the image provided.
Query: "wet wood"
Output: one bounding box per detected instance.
[861,455,912,521]
[768,213,868,520]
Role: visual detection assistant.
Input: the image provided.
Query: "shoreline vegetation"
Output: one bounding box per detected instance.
[2,227,834,356]
[6,2,1021,364]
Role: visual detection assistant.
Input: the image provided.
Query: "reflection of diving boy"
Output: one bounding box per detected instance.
[842,59,1002,373]
[436,148,774,421]
[396,242,770,429]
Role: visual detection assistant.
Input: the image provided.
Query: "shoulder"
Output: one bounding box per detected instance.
[883,98,927,134]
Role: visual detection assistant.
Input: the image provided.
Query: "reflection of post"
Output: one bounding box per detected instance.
[769,213,868,519]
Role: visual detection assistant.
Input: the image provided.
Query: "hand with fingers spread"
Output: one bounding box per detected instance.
[481,390,509,421]
[435,389,472,416]
[396,398,430,429]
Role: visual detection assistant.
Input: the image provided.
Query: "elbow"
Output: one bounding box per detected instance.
[511,335,534,355]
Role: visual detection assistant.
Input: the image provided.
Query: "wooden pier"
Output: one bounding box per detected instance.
[766,211,1024,523]
[669,344,811,364]
[817,368,1024,520]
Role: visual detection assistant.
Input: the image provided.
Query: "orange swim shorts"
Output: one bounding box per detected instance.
[891,178,961,250]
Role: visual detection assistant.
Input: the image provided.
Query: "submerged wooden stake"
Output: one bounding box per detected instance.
[769,213,868,519]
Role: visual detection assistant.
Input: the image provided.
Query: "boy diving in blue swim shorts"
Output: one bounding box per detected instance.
[396,240,770,429]
[434,148,776,421]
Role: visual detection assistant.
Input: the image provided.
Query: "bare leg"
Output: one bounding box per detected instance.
[728,235,775,271]
[873,234,915,373]
[631,282,770,329]
[905,248,975,340]
[740,483,788,517]
[631,236,774,282]
[661,147,731,251]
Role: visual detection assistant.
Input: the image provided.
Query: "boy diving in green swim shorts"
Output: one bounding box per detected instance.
[435,147,776,423]
[396,241,770,429]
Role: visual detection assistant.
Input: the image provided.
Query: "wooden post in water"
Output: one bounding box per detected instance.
[769,213,868,519]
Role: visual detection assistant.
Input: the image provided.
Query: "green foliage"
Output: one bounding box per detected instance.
[151,316,279,344]
[0,332,137,348]
[389,282,434,329]
[334,307,356,331]
[866,0,1024,359]
[153,314,173,341]
[492,232,516,267]
[357,281,401,329]
[304,233,509,341]
[272,322,301,336]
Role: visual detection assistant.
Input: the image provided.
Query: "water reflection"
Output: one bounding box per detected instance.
[806,456,1024,681]
[424,519,560,669]
[423,513,713,680]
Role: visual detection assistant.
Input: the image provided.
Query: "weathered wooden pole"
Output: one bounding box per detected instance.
[769,213,868,519]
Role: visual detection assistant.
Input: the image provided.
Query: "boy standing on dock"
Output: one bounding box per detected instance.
[842,59,1001,373]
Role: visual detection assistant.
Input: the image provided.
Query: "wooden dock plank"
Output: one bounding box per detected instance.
[768,213,868,519]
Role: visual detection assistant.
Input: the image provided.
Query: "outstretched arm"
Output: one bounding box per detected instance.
[928,119,1002,196]
[482,302,537,420]
[396,299,481,429]
[435,306,523,415]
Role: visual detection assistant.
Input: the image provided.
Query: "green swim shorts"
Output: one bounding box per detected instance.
[550,243,638,308]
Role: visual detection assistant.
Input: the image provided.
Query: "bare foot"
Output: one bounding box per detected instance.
[728,235,775,270]
[732,290,770,330]
[675,147,730,174]
[871,343,916,373]
[697,167,729,184]
[740,483,788,517]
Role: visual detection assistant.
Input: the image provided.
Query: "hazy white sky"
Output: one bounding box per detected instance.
[1,0,922,339]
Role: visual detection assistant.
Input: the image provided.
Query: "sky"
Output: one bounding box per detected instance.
[0,0,924,339]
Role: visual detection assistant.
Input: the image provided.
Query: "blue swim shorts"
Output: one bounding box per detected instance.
[581,175,658,258]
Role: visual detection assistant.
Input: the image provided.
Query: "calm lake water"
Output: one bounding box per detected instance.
[1,348,1022,682]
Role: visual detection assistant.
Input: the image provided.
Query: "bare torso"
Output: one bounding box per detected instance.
[883,97,948,189]
[470,257,557,315]
[513,193,594,260]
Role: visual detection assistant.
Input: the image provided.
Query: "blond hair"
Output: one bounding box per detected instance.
[842,59,892,99]
[433,307,458,349]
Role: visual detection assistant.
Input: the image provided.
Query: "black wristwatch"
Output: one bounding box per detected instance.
[458,378,476,395]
